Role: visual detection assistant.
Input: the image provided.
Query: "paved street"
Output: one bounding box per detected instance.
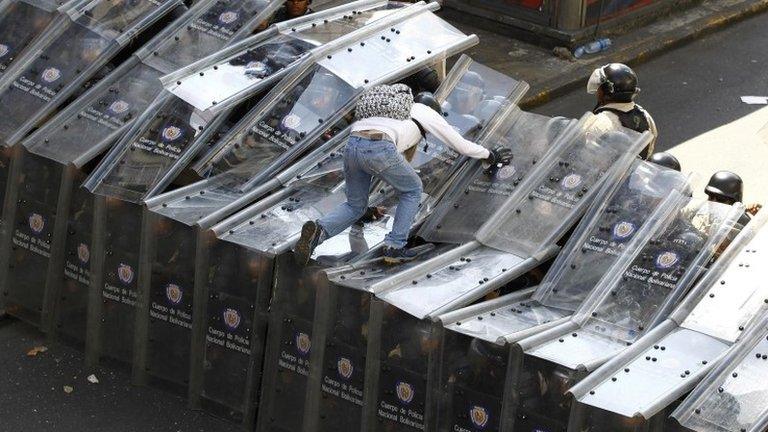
[534,10,768,204]
[1,8,767,432]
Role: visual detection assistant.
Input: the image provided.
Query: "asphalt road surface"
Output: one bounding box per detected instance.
[2,9,768,432]
[534,10,768,153]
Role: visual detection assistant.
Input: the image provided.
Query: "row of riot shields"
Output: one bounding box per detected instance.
[130,53,513,429]
[0,0,183,147]
[58,4,478,429]
[40,1,426,368]
[251,56,529,432]
[566,211,768,432]
[0,0,170,236]
[428,160,693,431]
[0,0,77,79]
[248,63,656,431]
[498,198,743,432]
[0,0,189,325]
[672,301,768,432]
[0,0,295,333]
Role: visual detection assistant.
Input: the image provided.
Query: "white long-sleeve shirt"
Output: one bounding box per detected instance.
[351,103,491,159]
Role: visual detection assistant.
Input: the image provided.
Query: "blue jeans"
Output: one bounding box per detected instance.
[317,136,423,249]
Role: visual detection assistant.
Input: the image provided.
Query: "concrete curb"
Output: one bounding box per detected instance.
[520,0,768,108]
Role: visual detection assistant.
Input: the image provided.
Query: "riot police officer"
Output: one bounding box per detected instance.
[705,171,761,225]
[587,63,658,159]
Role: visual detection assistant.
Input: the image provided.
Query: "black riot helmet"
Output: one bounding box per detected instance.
[705,171,744,204]
[648,152,681,172]
[414,91,442,115]
[587,63,640,103]
[399,67,440,95]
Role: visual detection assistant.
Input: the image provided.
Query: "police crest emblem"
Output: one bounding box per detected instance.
[496,165,517,180]
[296,332,311,356]
[77,243,90,264]
[396,381,414,404]
[223,308,241,330]
[28,213,45,234]
[41,67,61,83]
[161,126,183,142]
[561,173,583,190]
[337,357,353,380]
[612,221,636,241]
[166,283,183,305]
[655,251,679,269]
[470,405,489,428]
[218,11,239,24]
[118,263,134,284]
[109,100,130,114]
[282,114,301,130]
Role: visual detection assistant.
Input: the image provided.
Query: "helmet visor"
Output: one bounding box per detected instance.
[587,67,606,94]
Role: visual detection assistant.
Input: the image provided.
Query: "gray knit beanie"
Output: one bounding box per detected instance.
[355,84,414,121]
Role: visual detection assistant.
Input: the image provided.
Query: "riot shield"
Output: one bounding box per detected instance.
[475,114,651,258]
[362,302,442,432]
[396,57,530,202]
[436,331,514,432]
[83,92,221,203]
[418,109,569,244]
[139,0,284,74]
[0,0,180,146]
[568,199,744,348]
[565,212,768,432]
[0,0,62,77]
[255,254,324,432]
[672,309,768,432]
[164,0,408,113]
[507,199,743,432]
[188,234,273,425]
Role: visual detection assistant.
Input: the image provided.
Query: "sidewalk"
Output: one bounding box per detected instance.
[441,0,768,107]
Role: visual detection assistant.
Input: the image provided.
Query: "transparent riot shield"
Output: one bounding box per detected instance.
[565,212,768,432]
[0,0,180,146]
[672,310,768,432]
[435,161,691,348]
[435,323,514,432]
[418,109,570,243]
[476,115,651,258]
[138,0,284,74]
[569,199,744,347]
[186,234,274,426]
[82,92,221,203]
[360,301,442,432]
[255,254,324,432]
[533,161,693,312]
[505,198,744,432]
[163,0,408,113]
[0,0,62,77]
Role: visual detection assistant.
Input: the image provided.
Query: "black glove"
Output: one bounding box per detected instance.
[485,146,513,167]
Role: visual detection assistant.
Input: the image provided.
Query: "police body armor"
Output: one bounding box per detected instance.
[594,105,651,158]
